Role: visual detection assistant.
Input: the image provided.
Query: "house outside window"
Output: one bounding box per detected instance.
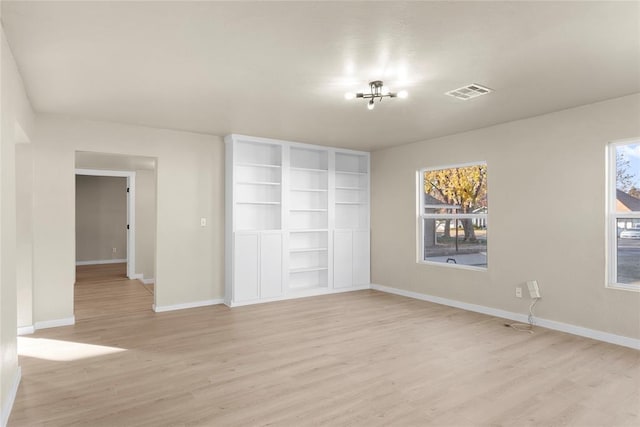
[608,140,640,291]
[418,162,488,270]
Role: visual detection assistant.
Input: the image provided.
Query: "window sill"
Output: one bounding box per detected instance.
[606,283,640,292]
[418,260,488,272]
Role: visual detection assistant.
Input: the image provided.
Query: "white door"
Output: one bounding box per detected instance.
[233,232,259,302]
[353,230,370,285]
[260,232,283,298]
[333,230,353,288]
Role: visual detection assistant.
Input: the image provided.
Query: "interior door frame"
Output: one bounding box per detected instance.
[75,168,136,279]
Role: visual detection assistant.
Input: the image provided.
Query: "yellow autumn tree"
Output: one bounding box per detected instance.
[424,164,487,241]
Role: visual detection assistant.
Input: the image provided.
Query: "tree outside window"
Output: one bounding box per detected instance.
[610,142,640,289]
[419,163,488,269]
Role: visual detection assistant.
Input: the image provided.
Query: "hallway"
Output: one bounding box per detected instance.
[75,263,154,321]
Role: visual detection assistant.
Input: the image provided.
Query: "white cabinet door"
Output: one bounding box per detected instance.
[233,233,260,302]
[334,230,353,288]
[353,230,370,285]
[260,233,283,298]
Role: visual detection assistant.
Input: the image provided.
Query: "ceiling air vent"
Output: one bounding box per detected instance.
[445,84,492,100]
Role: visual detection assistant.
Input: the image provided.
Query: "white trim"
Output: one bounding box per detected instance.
[606,282,640,292]
[422,213,488,220]
[422,161,488,172]
[417,260,488,272]
[75,259,126,266]
[371,284,640,350]
[76,168,133,178]
[418,162,489,271]
[152,299,224,313]
[606,139,640,291]
[141,278,155,285]
[129,273,143,280]
[34,316,75,330]
[17,325,34,336]
[1,366,21,427]
[227,285,371,308]
[75,168,136,279]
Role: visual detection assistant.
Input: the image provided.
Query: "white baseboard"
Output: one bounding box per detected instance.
[226,284,371,307]
[34,316,75,330]
[1,366,21,427]
[371,284,640,350]
[132,274,153,284]
[76,259,126,266]
[153,299,224,313]
[17,325,34,336]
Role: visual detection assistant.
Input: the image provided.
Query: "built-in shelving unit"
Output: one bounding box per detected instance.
[288,147,329,290]
[233,141,282,231]
[335,152,369,230]
[225,134,370,307]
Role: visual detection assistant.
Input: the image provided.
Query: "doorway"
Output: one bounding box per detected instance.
[75,170,135,277]
[74,152,157,320]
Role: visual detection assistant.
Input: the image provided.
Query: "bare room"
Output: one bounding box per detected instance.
[1,1,639,426]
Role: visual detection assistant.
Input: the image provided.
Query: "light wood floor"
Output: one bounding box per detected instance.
[9,278,639,426]
[74,263,154,321]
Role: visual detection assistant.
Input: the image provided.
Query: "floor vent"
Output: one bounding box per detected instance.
[445,84,492,100]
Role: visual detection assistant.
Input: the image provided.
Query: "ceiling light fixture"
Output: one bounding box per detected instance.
[344,80,408,110]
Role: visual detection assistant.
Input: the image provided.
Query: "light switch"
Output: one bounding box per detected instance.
[200,217,207,227]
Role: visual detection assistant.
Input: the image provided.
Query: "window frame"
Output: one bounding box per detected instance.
[607,139,640,291]
[417,161,489,272]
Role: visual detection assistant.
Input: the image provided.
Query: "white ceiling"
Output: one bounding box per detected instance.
[2,1,639,151]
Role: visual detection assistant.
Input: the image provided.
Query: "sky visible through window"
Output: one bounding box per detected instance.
[617,143,640,191]
[615,142,640,287]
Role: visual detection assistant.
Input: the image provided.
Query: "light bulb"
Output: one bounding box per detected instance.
[367,99,375,110]
[397,90,408,99]
[344,92,356,100]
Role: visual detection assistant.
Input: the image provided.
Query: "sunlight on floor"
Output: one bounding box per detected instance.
[18,337,126,362]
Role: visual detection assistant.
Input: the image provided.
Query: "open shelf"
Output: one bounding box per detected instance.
[335,170,366,176]
[288,268,328,289]
[237,181,281,186]
[289,146,328,234]
[290,167,328,173]
[236,162,282,169]
[290,211,328,230]
[290,147,328,170]
[291,188,328,192]
[289,247,328,253]
[236,201,281,205]
[235,204,281,231]
[235,140,282,166]
[290,266,328,273]
[335,152,367,174]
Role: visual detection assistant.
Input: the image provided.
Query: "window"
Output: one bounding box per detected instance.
[418,162,488,269]
[608,140,640,290]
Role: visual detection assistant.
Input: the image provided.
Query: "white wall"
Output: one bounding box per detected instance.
[75,175,128,262]
[31,115,224,322]
[371,94,640,341]
[16,143,33,330]
[1,26,35,426]
[135,169,156,280]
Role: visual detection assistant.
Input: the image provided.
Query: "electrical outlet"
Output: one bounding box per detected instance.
[515,287,522,298]
[200,217,207,227]
[112,247,117,253]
